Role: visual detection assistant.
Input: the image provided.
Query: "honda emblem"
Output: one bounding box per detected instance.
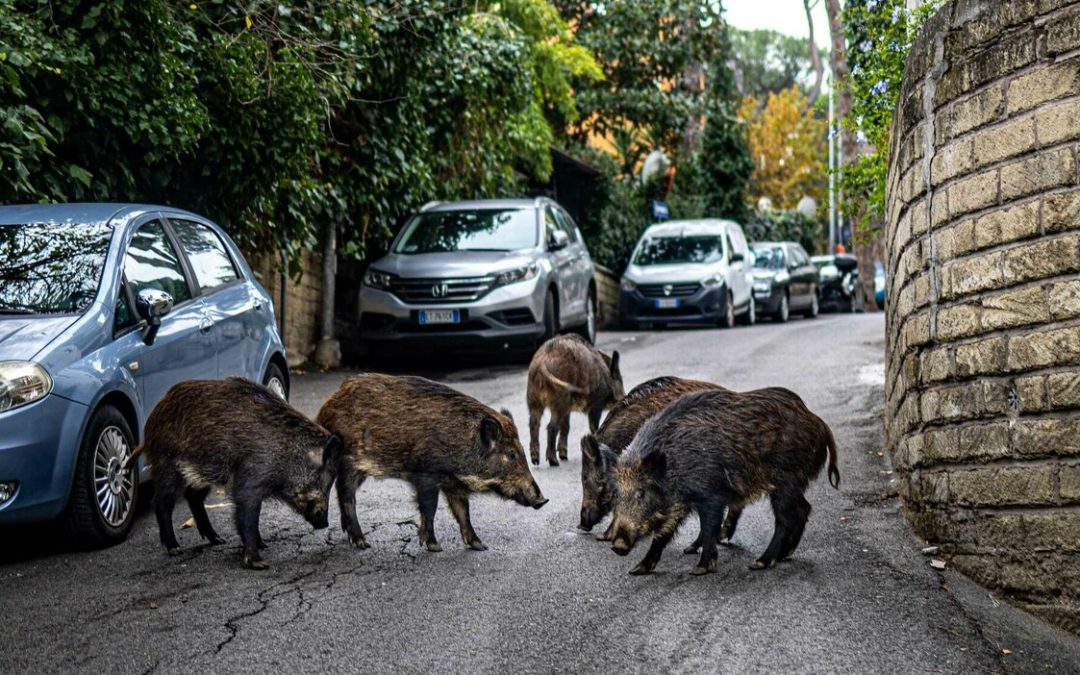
[431,283,449,298]
[663,284,674,296]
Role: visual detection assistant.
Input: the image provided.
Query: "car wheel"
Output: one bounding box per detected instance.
[775,292,790,323]
[719,291,736,329]
[805,290,820,319]
[263,362,289,400]
[740,296,756,326]
[63,405,139,547]
[577,288,597,344]
[540,289,557,344]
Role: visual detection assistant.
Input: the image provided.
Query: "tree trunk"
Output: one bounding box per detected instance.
[824,0,880,310]
[313,223,341,369]
[804,0,824,108]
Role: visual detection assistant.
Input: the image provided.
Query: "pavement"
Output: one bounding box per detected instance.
[3,313,1080,674]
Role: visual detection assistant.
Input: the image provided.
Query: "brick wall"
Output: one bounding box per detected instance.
[885,0,1080,635]
[249,250,323,369]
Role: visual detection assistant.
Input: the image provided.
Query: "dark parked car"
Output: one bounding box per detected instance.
[0,204,288,546]
[749,242,820,322]
[811,254,865,312]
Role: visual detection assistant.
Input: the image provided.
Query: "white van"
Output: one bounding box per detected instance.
[618,219,755,328]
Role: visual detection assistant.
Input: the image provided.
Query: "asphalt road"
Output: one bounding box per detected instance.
[3,314,1080,674]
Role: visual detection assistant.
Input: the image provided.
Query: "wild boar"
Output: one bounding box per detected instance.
[317,373,547,553]
[604,387,840,576]
[526,334,624,466]
[579,376,724,539]
[126,378,341,570]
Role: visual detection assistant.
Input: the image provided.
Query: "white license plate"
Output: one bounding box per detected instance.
[419,309,460,325]
[655,298,681,309]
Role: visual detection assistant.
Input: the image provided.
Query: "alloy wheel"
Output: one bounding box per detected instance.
[93,426,134,527]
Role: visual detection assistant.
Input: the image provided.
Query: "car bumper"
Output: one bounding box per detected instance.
[0,393,88,524]
[819,280,852,310]
[619,286,727,325]
[357,278,547,348]
[752,286,785,314]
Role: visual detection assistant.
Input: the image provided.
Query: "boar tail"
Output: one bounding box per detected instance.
[824,424,840,490]
[540,363,584,393]
[122,444,145,473]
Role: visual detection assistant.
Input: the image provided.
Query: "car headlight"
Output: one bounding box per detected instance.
[0,361,52,413]
[819,265,839,281]
[753,279,772,292]
[362,268,394,290]
[701,274,724,288]
[775,271,790,284]
[493,263,539,288]
[620,277,637,292]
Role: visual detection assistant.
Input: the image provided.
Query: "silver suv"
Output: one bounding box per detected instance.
[358,198,597,352]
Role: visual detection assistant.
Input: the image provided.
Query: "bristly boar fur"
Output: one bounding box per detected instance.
[126,378,341,570]
[317,374,547,553]
[526,334,624,466]
[579,376,724,538]
[605,387,839,576]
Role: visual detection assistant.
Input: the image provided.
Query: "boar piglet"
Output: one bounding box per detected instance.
[127,378,341,570]
[317,374,547,553]
[605,387,840,576]
[527,334,624,467]
[580,376,724,539]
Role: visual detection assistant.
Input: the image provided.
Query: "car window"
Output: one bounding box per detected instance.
[169,219,239,292]
[114,286,135,332]
[553,208,579,243]
[545,208,561,245]
[725,235,735,261]
[0,222,112,315]
[633,236,725,265]
[124,222,192,304]
[394,209,538,253]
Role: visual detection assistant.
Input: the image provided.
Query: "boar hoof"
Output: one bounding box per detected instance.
[467,540,488,552]
[426,542,443,553]
[558,450,568,461]
[547,459,560,467]
[166,547,182,557]
[243,556,270,571]
[689,564,714,576]
[208,535,226,546]
[349,536,371,550]
[629,563,654,575]
[531,458,540,467]
[749,559,775,571]
[682,544,700,555]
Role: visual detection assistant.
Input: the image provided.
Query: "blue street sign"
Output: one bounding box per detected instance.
[652,200,670,220]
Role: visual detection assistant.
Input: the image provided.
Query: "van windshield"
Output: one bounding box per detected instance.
[394,209,537,254]
[0,222,113,315]
[633,236,725,265]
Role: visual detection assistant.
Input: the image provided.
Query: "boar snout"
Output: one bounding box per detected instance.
[520,480,548,509]
[579,504,602,532]
[303,501,330,530]
[610,538,632,556]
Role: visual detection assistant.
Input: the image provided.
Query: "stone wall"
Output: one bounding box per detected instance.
[249,249,323,369]
[885,0,1080,635]
[594,264,621,328]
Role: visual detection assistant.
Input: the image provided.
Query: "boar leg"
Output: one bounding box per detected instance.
[414,483,443,553]
[556,414,571,461]
[545,417,561,466]
[751,491,799,570]
[335,467,370,549]
[630,532,674,575]
[445,489,486,551]
[596,520,615,542]
[587,407,603,434]
[153,472,182,555]
[718,505,744,543]
[690,501,727,576]
[778,494,812,561]
[234,496,268,570]
[185,487,225,545]
[528,404,543,466]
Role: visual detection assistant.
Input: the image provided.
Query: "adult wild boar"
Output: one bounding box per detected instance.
[579,376,724,539]
[604,388,840,575]
[127,378,341,570]
[527,334,624,467]
[317,374,547,553]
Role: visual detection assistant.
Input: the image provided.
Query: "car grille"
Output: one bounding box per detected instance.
[389,276,496,304]
[638,283,701,298]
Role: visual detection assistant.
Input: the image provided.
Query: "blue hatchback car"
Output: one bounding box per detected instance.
[0,204,289,545]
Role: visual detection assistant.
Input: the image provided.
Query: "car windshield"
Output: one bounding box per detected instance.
[0,222,113,315]
[633,236,724,265]
[751,246,785,269]
[812,257,835,269]
[393,209,537,253]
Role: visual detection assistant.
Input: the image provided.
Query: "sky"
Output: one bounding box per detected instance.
[722,0,833,48]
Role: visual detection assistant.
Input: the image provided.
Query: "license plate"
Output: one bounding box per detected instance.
[419,309,460,325]
[655,298,680,309]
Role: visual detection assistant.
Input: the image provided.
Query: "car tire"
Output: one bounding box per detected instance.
[263,362,289,400]
[804,290,820,319]
[719,291,736,329]
[540,289,557,345]
[63,405,139,548]
[774,292,790,323]
[577,288,597,344]
[739,296,756,326]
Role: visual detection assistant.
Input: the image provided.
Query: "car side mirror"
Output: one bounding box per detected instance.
[548,229,570,252]
[136,288,173,345]
[730,252,745,263]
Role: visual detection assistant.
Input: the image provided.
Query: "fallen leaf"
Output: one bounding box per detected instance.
[149,602,158,610]
[1001,648,1012,656]
[930,559,947,570]
[921,546,939,555]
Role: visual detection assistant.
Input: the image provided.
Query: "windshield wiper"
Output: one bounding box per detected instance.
[0,307,36,315]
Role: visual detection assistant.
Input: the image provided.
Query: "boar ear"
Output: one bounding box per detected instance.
[480,416,502,450]
[640,451,666,479]
[609,351,621,377]
[499,407,514,423]
[322,433,343,465]
[581,434,600,465]
[599,442,618,473]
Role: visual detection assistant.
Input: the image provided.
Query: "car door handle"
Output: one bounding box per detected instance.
[199,317,214,334]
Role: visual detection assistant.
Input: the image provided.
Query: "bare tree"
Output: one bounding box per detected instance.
[804,0,825,107]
